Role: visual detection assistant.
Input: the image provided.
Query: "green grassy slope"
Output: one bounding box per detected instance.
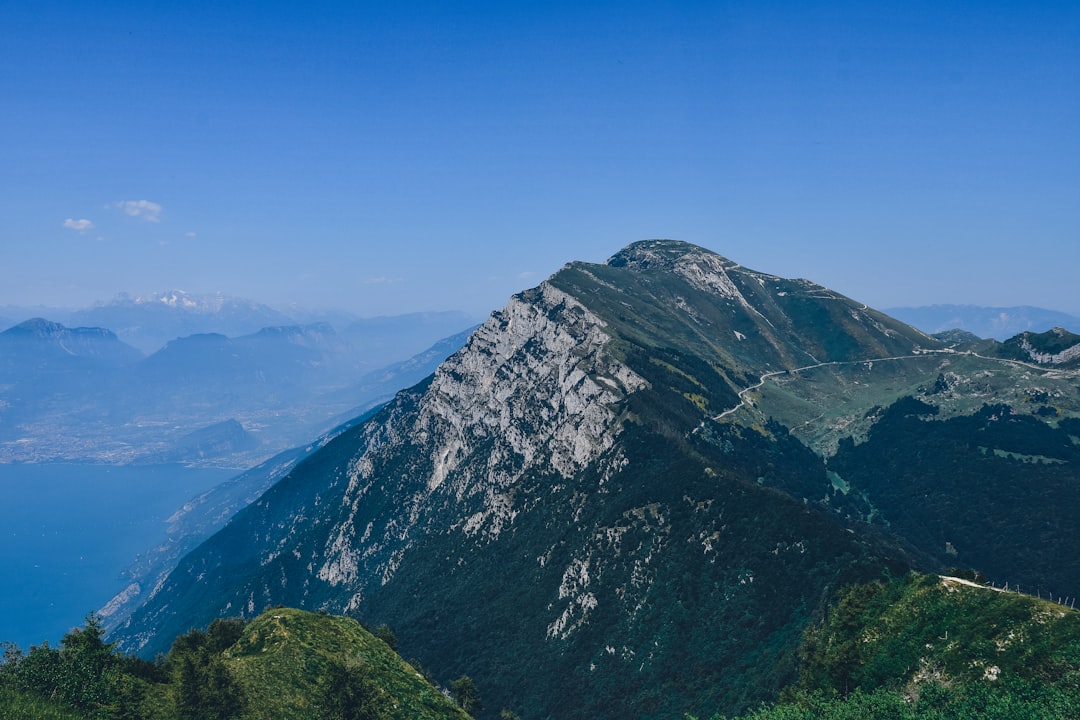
[711,572,1080,720]
[800,573,1080,694]
[0,688,91,720]
[1,608,468,720]
[225,608,470,720]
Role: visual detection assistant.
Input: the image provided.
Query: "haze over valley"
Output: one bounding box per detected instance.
[0,298,478,466]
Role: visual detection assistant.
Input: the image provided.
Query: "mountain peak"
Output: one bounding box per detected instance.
[2,317,123,345]
[110,290,232,313]
[0,318,141,368]
[604,239,764,305]
[4,317,68,338]
[606,239,725,270]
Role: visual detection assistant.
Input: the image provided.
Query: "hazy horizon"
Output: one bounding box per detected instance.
[3,273,1080,326]
[3,2,1078,318]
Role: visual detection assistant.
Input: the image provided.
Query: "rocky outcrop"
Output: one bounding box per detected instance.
[1020,329,1080,366]
[317,281,647,593]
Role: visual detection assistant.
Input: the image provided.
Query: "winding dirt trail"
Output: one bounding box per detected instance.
[703,346,1073,427]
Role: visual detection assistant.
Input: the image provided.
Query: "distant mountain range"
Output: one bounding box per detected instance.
[6,293,1076,352]
[70,291,304,354]
[3,290,476,359]
[0,312,476,465]
[885,303,1080,340]
[110,241,1080,719]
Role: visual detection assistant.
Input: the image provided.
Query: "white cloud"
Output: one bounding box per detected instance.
[112,199,163,222]
[63,218,94,233]
[362,276,400,285]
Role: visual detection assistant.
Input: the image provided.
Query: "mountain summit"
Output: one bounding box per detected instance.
[594,239,937,370]
[114,241,1080,719]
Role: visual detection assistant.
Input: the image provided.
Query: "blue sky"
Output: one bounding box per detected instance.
[2,1,1078,318]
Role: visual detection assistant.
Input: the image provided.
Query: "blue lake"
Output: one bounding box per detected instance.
[0,463,237,650]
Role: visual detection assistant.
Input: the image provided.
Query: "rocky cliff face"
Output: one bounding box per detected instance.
[315,281,648,599]
[113,240,1080,719]
[1013,327,1080,367]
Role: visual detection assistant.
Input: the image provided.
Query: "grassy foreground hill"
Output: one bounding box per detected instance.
[222,608,470,720]
[713,572,1080,720]
[1,608,470,720]
[0,688,89,720]
[7,578,1079,718]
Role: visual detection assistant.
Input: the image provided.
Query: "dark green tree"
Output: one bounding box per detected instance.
[205,618,246,654]
[168,625,246,720]
[6,642,63,702]
[57,611,117,711]
[174,653,203,720]
[451,675,482,714]
[372,624,397,652]
[318,658,387,720]
[0,613,145,719]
